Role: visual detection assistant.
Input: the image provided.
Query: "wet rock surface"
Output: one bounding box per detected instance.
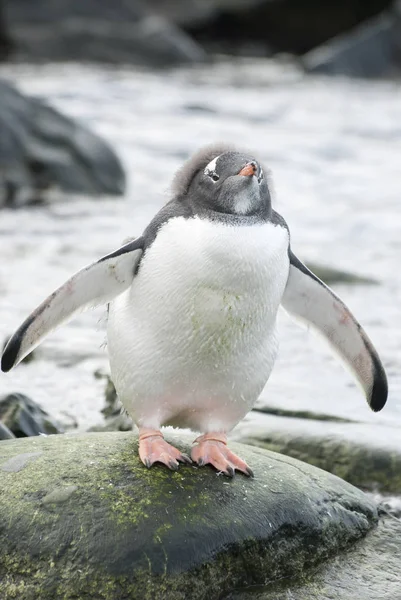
[0,393,63,437]
[229,515,401,600]
[0,79,125,207]
[0,431,377,599]
[232,410,401,494]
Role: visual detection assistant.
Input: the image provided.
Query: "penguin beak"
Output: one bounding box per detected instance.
[238,162,258,177]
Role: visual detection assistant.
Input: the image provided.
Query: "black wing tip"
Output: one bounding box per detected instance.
[369,366,388,413]
[1,337,21,372]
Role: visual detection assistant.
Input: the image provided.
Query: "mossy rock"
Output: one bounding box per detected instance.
[230,517,401,599]
[0,431,377,600]
[234,412,401,494]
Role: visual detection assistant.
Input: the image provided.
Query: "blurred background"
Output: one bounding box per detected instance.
[0,0,400,497]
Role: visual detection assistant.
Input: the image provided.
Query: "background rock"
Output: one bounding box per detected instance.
[303,1,401,77]
[232,410,401,493]
[0,0,395,66]
[0,421,14,440]
[180,0,393,56]
[0,0,12,59]
[89,372,133,432]
[0,79,125,206]
[2,0,205,66]
[0,393,63,437]
[0,431,377,599]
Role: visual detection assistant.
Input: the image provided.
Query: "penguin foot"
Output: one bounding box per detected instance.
[191,432,254,477]
[139,428,192,471]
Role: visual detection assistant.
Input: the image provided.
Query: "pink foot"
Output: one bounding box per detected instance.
[138,428,192,471]
[191,433,254,477]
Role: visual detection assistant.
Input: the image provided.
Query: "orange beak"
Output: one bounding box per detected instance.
[238,162,257,177]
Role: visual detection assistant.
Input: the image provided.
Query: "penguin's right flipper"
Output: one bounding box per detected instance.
[1,238,144,372]
[281,250,388,412]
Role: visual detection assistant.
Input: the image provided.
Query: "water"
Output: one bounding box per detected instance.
[0,58,400,431]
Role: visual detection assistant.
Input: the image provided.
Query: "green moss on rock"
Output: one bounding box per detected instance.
[0,431,378,599]
[241,434,401,494]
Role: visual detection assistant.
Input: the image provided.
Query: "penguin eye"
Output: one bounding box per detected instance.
[258,169,264,184]
[205,169,219,183]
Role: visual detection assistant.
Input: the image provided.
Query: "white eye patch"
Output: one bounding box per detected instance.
[204,155,221,182]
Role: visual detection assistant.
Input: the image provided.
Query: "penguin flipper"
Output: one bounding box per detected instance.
[281,250,387,412]
[1,238,144,372]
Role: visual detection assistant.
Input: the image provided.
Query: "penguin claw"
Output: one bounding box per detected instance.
[191,434,253,477]
[246,466,254,478]
[179,453,193,465]
[226,465,235,478]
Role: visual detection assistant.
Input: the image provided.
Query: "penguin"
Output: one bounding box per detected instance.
[1,144,388,477]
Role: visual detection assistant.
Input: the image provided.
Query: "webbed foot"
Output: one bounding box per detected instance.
[191,432,254,477]
[139,428,192,471]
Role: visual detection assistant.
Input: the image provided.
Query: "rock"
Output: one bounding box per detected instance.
[230,516,401,599]
[3,0,205,66]
[89,372,133,432]
[0,421,14,440]
[303,2,401,77]
[89,413,133,433]
[102,374,121,418]
[373,492,401,518]
[305,262,378,285]
[0,0,13,59]
[175,0,393,57]
[0,393,64,437]
[233,410,401,494]
[2,0,394,64]
[0,80,125,206]
[149,0,268,28]
[0,431,377,599]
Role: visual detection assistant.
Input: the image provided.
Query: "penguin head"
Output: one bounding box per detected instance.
[173,145,272,217]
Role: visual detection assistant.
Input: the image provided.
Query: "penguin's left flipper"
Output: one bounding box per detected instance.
[281,250,388,412]
[1,238,144,372]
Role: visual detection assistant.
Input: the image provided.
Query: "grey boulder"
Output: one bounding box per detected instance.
[0,79,125,207]
[3,0,205,66]
[0,421,14,440]
[0,430,377,599]
[231,516,401,599]
[303,2,401,77]
[0,393,64,437]
[233,410,401,494]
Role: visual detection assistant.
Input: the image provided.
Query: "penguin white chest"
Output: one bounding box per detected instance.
[107,216,289,432]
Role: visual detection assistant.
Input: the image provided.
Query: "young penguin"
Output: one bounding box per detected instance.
[1,144,388,477]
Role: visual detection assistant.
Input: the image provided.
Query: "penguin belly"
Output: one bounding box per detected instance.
[107,216,289,433]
